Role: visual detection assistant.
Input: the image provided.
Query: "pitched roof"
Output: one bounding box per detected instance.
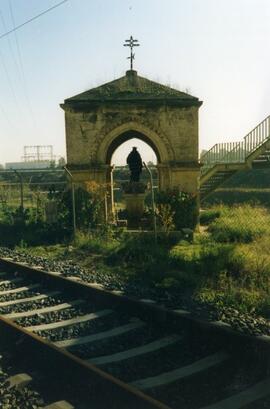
[64,70,201,105]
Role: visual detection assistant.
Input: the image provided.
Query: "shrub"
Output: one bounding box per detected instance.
[155,189,198,229]
[156,204,175,234]
[0,204,30,225]
[57,185,105,230]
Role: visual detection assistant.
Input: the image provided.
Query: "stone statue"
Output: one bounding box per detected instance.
[127,147,143,182]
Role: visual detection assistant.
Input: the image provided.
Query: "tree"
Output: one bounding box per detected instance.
[58,157,66,168]
[49,160,56,169]
[147,161,155,167]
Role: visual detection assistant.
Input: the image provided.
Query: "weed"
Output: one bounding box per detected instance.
[16,239,28,249]
[10,201,270,318]
[156,204,175,234]
[74,231,118,254]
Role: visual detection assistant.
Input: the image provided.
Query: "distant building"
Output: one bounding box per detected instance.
[5,161,51,170]
[5,145,58,170]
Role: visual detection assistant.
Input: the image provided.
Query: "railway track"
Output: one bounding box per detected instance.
[0,257,269,409]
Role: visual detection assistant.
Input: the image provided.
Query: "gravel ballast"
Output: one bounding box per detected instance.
[0,358,45,409]
[0,246,270,338]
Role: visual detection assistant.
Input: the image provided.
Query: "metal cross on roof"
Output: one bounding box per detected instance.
[123,36,140,70]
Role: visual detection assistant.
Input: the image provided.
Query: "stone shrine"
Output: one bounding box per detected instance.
[61,69,203,203]
[61,70,202,185]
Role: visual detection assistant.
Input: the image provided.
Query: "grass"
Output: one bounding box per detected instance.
[195,205,270,315]
[207,204,270,242]
[19,243,67,259]
[203,169,270,207]
[74,231,119,254]
[204,189,270,208]
[11,202,270,319]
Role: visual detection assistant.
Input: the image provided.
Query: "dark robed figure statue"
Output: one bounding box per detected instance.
[127,147,143,182]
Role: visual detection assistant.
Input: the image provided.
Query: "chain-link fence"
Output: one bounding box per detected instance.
[0,169,68,224]
[200,203,270,243]
[200,167,270,240]
[2,166,269,244]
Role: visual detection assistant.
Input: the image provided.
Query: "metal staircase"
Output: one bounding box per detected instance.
[200,115,270,200]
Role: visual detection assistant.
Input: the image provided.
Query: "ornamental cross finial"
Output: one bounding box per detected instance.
[123,36,140,70]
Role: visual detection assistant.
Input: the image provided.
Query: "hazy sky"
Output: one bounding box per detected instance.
[0,0,270,166]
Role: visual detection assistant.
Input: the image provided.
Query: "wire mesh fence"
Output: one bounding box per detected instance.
[1,166,269,245]
[0,169,68,224]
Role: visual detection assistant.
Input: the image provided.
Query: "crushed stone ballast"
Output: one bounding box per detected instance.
[0,257,270,409]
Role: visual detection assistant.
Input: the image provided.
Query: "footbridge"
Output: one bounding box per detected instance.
[200,115,270,200]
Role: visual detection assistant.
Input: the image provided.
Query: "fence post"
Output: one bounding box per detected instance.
[13,169,24,210]
[143,162,157,243]
[110,165,115,222]
[104,192,108,223]
[64,166,76,238]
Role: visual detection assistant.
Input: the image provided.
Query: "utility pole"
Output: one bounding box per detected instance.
[143,162,157,243]
[64,166,76,238]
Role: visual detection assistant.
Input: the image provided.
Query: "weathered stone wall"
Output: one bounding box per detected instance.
[64,103,199,167]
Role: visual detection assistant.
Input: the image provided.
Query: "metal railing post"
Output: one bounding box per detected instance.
[64,166,76,238]
[143,162,157,243]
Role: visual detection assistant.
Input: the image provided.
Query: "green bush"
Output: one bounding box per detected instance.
[0,198,71,247]
[57,186,104,230]
[155,189,198,229]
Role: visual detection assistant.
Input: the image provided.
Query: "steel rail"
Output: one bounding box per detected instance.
[1,257,270,355]
[0,257,269,408]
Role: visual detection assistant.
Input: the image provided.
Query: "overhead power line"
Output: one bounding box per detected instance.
[0,0,68,41]
[0,9,23,121]
[8,0,38,132]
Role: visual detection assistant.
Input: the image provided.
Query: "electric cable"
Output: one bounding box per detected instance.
[0,0,68,41]
[8,0,38,132]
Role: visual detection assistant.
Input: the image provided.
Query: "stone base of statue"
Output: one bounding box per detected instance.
[122,182,147,227]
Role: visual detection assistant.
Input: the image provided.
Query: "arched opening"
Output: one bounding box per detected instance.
[108,132,159,226]
[106,130,161,164]
[111,138,157,166]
